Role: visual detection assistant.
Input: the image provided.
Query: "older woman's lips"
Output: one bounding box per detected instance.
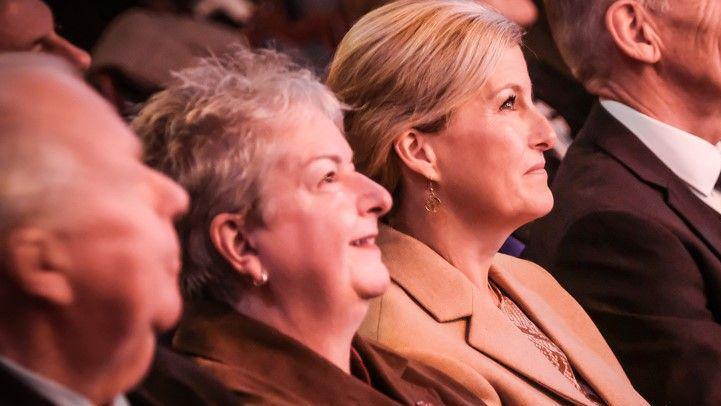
[525,162,547,175]
[350,234,378,248]
[166,248,182,276]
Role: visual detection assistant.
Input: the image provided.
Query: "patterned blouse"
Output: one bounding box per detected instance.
[489,280,606,405]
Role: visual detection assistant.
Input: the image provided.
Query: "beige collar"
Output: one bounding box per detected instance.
[378,225,644,406]
[378,225,474,322]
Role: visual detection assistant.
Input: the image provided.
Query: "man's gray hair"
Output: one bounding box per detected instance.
[132,47,343,303]
[544,0,668,87]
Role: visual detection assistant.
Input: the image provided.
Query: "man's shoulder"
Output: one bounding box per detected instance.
[524,120,672,265]
[556,140,646,201]
[548,123,675,228]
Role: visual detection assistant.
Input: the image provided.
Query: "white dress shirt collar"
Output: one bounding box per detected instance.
[600,99,721,197]
[0,355,130,406]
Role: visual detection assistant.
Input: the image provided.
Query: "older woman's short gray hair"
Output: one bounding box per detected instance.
[132,47,342,303]
[544,0,668,88]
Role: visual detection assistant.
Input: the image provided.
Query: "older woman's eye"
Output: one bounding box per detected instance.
[30,41,44,53]
[500,95,517,111]
[320,171,337,186]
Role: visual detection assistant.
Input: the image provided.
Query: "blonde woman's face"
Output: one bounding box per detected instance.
[429,46,555,230]
[250,108,393,319]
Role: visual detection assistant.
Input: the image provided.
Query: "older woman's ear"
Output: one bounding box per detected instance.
[209,213,266,283]
[394,130,441,182]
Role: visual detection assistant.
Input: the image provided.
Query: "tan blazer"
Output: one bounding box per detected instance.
[359,226,648,406]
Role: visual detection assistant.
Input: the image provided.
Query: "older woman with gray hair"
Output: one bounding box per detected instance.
[327,1,647,405]
[132,47,482,405]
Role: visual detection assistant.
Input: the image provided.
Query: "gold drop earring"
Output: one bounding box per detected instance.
[424,180,441,213]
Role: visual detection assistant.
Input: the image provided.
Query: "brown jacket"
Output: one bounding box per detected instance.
[171,299,485,405]
[129,347,238,405]
[359,226,648,406]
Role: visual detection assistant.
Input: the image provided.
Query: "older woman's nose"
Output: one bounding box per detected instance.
[152,169,190,219]
[357,174,393,218]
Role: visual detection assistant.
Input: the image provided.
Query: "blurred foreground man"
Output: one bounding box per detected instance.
[0,0,90,70]
[0,53,234,405]
[525,1,721,404]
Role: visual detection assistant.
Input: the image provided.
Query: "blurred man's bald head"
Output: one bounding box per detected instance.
[0,53,188,403]
[0,52,119,135]
[0,53,135,233]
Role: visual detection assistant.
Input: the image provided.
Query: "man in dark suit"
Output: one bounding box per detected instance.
[524,1,721,405]
[0,53,234,405]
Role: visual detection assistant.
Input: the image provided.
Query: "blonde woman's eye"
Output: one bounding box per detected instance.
[500,95,517,111]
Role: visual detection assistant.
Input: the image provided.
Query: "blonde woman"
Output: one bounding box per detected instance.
[327,1,647,405]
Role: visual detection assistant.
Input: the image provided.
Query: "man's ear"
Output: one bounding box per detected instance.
[606,0,661,64]
[3,228,74,305]
[209,213,265,283]
[393,130,440,182]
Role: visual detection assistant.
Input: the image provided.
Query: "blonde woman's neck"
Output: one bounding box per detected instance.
[393,194,508,306]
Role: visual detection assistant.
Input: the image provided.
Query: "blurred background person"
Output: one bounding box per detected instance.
[341,0,538,27]
[0,0,90,69]
[0,52,238,406]
[480,0,538,26]
[132,47,484,405]
[327,1,647,404]
[0,53,194,405]
[524,0,721,404]
[89,7,246,118]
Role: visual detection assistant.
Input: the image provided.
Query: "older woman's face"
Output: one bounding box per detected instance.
[251,108,392,316]
[429,46,555,230]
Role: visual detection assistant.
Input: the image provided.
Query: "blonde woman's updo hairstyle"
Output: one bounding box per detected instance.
[327,0,522,212]
[133,47,342,304]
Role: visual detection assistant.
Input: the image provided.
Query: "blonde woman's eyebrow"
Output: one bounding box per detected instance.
[489,83,525,96]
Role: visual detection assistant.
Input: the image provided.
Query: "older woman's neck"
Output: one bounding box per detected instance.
[234,294,365,374]
[394,200,509,292]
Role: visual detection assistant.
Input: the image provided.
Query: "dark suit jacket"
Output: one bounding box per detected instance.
[0,361,55,406]
[171,299,485,405]
[0,347,235,406]
[524,103,721,406]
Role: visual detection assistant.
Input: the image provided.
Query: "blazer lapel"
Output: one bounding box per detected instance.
[490,260,641,406]
[380,226,592,405]
[379,225,474,322]
[587,103,721,260]
[666,184,721,259]
[466,272,592,406]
